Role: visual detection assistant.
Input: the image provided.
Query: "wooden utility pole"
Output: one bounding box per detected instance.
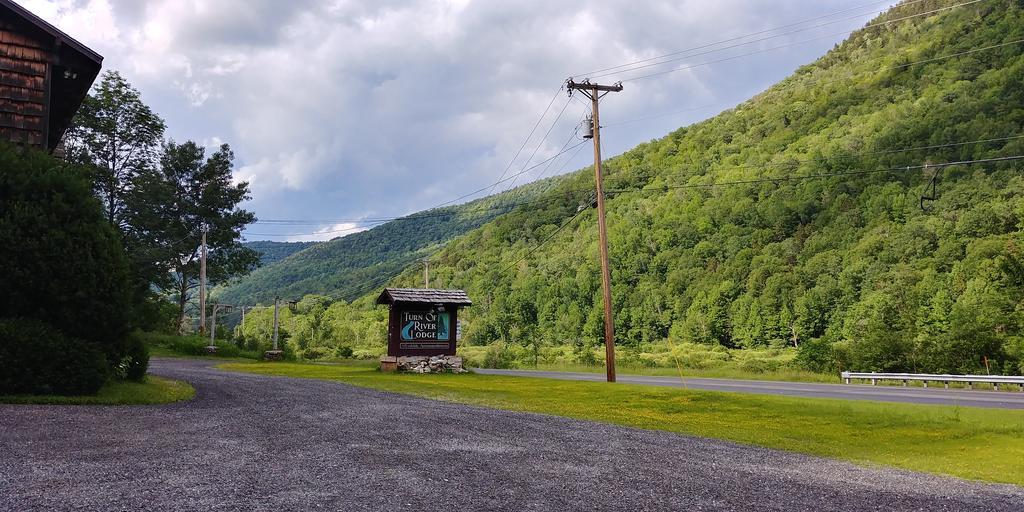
[272,297,281,351]
[566,79,622,383]
[198,226,208,336]
[210,304,233,343]
[210,303,218,343]
[423,258,430,288]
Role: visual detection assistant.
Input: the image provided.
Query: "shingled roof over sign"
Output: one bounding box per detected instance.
[376,288,472,306]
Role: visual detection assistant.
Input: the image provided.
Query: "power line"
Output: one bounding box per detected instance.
[502,154,1024,273]
[587,0,968,81]
[499,207,591,276]
[619,0,986,82]
[650,133,1024,180]
[606,155,1024,195]
[248,138,591,234]
[603,37,1023,131]
[484,86,565,198]
[574,0,927,78]
[246,133,1024,236]
[502,95,577,193]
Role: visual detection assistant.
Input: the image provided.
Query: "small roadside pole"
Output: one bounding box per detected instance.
[272,297,281,351]
[266,297,297,360]
[198,225,209,336]
[209,303,235,345]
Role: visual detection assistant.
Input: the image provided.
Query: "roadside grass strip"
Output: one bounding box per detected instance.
[0,376,195,405]
[220,361,1024,486]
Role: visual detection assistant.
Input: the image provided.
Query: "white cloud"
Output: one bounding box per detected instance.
[21,0,869,240]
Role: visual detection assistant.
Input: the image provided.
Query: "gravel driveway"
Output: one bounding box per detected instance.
[1,358,1021,511]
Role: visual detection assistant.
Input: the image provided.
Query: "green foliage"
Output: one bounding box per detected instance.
[0,318,108,396]
[129,140,259,332]
[0,144,133,361]
[225,1,1024,375]
[65,70,166,227]
[135,331,260,360]
[119,336,149,381]
[244,241,317,266]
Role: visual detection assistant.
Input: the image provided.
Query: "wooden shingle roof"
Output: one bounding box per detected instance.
[376,288,472,306]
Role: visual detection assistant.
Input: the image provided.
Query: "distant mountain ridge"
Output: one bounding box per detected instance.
[243,241,318,266]
[217,174,572,306]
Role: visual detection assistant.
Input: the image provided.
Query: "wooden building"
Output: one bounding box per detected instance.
[0,0,101,152]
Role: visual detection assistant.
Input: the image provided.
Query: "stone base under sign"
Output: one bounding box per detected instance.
[380,355,465,373]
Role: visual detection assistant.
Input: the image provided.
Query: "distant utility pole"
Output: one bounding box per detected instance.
[272,297,281,351]
[210,304,234,344]
[566,78,623,383]
[198,225,209,336]
[423,258,430,288]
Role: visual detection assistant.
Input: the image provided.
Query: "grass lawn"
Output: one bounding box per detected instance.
[0,375,195,405]
[221,361,1024,486]
[526,362,840,383]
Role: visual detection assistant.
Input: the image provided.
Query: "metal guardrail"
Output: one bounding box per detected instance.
[841,371,1024,391]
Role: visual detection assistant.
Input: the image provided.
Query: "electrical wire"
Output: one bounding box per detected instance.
[500,153,1024,274]
[619,0,986,82]
[602,36,1023,132]
[247,133,1024,236]
[587,0,974,81]
[606,155,1024,196]
[502,95,576,193]
[573,0,927,78]
[484,86,565,198]
[498,206,591,276]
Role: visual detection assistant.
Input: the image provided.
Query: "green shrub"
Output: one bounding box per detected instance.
[134,331,259,359]
[0,318,107,396]
[120,336,149,381]
[0,145,132,361]
[335,346,354,358]
[301,346,328,360]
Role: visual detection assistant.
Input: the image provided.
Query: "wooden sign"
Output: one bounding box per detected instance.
[376,288,471,357]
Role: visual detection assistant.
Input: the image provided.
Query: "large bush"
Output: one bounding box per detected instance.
[0,144,133,363]
[0,318,107,395]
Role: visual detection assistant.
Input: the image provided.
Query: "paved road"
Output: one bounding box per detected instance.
[1,359,1022,511]
[474,368,1024,409]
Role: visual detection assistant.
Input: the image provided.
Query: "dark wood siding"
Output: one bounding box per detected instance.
[0,19,47,148]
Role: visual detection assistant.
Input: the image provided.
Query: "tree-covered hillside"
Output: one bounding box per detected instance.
[244,241,318,266]
[217,174,573,306]
[237,0,1024,374]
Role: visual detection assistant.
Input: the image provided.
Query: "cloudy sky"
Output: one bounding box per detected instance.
[23,0,895,241]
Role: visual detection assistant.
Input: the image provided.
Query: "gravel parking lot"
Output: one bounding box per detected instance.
[1,358,1021,511]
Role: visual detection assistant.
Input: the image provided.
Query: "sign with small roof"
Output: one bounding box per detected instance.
[375,288,471,358]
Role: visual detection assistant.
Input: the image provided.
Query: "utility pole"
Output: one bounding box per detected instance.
[210,304,233,343]
[210,303,218,344]
[567,78,623,383]
[198,225,208,336]
[423,258,430,288]
[272,297,280,351]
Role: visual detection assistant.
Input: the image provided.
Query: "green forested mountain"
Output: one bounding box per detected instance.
[218,174,572,306]
[237,0,1024,374]
[243,241,318,266]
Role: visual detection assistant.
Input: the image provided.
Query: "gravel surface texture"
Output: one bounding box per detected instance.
[475,369,1024,409]
[1,358,1022,511]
